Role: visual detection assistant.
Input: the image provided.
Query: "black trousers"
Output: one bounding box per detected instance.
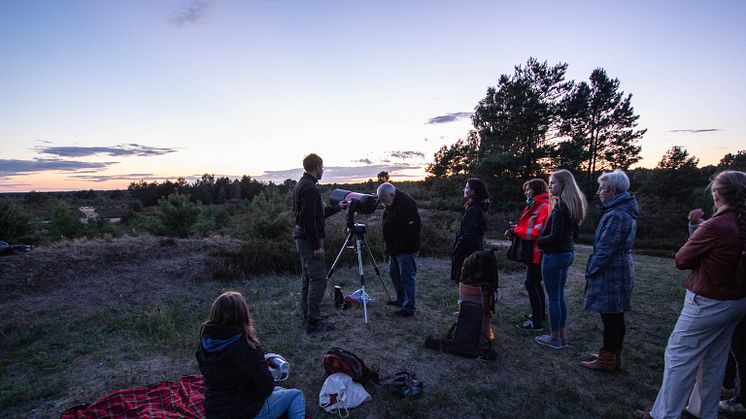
[601,312,626,354]
[524,263,546,326]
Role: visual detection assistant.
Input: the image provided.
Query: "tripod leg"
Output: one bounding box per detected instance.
[355,236,368,323]
[326,233,352,281]
[362,236,393,302]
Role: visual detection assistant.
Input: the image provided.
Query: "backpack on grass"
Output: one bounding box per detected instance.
[425,250,498,360]
[322,347,380,385]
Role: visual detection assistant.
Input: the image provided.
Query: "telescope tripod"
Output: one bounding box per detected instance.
[326,223,392,323]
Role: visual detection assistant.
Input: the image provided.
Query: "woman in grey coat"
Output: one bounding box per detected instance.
[581,169,639,372]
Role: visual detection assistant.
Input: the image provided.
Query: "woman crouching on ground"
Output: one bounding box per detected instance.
[635,170,746,419]
[509,178,551,331]
[536,169,587,349]
[197,291,306,419]
[581,169,638,372]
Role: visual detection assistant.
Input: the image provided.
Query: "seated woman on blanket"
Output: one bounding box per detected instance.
[196,291,305,419]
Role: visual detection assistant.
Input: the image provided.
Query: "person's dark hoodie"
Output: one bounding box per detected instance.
[196,324,274,419]
[451,199,490,281]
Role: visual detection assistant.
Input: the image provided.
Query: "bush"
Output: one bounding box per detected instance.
[150,194,201,238]
[0,198,39,243]
[50,202,82,240]
[229,191,292,241]
[419,211,459,257]
[210,239,299,280]
[82,217,120,239]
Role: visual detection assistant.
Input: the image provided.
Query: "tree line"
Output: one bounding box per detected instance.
[425,57,746,252]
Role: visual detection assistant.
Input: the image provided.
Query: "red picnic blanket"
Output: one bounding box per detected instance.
[61,375,205,418]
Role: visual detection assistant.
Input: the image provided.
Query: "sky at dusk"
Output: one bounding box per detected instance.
[1,0,745,192]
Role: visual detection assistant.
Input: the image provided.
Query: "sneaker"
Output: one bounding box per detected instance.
[306,319,335,334]
[535,334,565,349]
[523,313,533,320]
[517,319,543,331]
[394,309,414,317]
[719,397,746,416]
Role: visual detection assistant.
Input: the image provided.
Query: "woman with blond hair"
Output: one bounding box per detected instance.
[196,291,306,419]
[635,170,746,419]
[535,169,587,349]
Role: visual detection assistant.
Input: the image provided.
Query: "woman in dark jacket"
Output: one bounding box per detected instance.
[451,178,490,282]
[536,169,587,349]
[196,291,305,419]
[635,171,746,419]
[580,169,638,372]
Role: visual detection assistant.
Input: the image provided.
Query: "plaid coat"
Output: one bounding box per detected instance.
[583,192,639,313]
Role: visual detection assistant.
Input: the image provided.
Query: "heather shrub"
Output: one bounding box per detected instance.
[0,198,39,243]
[149,193,201,238]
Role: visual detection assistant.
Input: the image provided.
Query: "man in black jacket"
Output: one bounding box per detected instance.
[377,182,421,317]
[292,153,340,333]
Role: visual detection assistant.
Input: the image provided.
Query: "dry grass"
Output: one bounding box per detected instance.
[0,236,696,418]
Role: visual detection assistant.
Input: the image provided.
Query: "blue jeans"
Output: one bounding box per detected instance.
[389,253,417,313]
[541,251,574,333]
[254,387,305,419]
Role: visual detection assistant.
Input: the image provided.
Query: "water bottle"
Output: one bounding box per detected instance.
[266,353,290,381]
[333,286,344,308]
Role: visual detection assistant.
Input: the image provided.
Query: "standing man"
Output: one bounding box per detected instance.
[292,153,340,333]
[377,182,421,317]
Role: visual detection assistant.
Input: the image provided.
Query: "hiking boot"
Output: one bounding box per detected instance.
[720,397,746,416]
[580,350,620,372]
[534,334,565,349]
[517,319,543,331]
[394,309,414,317]
[306,319,335,334]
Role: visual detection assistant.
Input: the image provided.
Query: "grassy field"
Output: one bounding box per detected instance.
[0,236,696,418]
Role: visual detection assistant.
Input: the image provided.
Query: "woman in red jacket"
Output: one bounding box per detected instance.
[509,178,551,331]
[635,171,746,419]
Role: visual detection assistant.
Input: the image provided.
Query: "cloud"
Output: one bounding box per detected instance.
[352,158,373,165]
[426,112,472,124]
[66,173,160,183]
[668,129,722,133]
[169,0,213,26]
[255,164,422,184]
[0,159,117,177]
[388,150,425,160]
[37,143,177,158]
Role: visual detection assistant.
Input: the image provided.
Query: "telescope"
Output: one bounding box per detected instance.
[329,189,378,214]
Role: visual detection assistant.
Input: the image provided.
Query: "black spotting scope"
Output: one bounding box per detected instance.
[328,189,378,215]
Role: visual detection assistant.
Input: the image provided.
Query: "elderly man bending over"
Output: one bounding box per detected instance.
[376,182,421,317]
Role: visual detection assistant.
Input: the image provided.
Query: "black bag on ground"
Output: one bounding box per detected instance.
[425,250,497,360]
[506,236,534,264]
[425,300,496,360]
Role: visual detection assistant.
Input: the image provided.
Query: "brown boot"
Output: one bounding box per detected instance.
[580,350,620,372]
[587,352,624,370]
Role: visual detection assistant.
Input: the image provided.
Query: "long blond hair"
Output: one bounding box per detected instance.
[202,291,258,347]
[550,169,587,226]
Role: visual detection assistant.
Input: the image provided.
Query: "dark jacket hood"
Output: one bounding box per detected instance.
[199,324,245,364]
[603,192,639,219]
